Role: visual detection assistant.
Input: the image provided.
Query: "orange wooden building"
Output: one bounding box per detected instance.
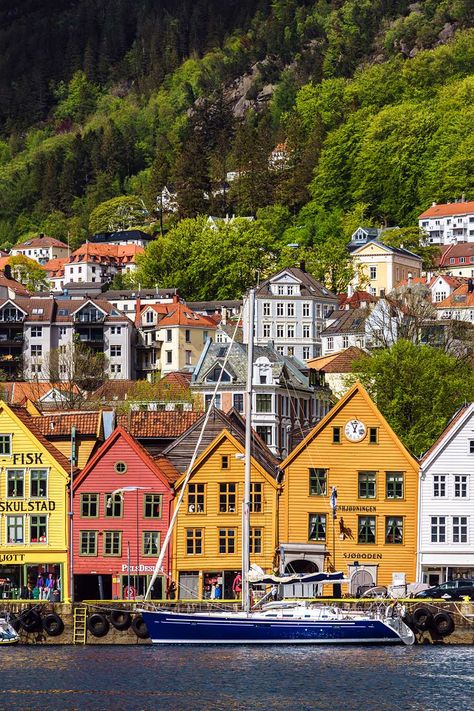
[279,382,419,594]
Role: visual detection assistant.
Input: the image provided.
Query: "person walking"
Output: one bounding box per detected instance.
[232,573,242,600]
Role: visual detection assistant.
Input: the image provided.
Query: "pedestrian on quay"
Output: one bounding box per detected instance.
[232,573,242,599]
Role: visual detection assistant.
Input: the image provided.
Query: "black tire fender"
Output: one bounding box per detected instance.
[87,613,110,638]
[20,609,42,632]
[9,614,22,633]
[433,611,455,637]
[412,606,433,631]
[42,612,64,637]
[109,609,132,631]
[401,611,414,630]
[131,614,149,639]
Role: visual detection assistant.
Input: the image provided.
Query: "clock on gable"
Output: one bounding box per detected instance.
[344,419,367,442]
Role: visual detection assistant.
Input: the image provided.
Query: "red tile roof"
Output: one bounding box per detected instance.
[339,291,378,308]
[160,372,193,388]
[9,405,75,472]
[308,346,366,373]
[36,411,101,437]
[14,235,68,249]
[0,381,81,404]
[157,302,217,329]
[153,455,182,484]
[419,201,474,219]
[0,271,29,295]
[117,410,203,438]
[438,243,474,266]
[436,284,474,309]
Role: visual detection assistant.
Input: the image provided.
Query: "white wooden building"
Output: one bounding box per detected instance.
[418,404,474,586]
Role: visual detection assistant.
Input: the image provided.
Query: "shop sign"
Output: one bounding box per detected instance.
[0,501,56,512]
[12,453,44,465]
[339,505,377,513]
[121,563,155,573]
[0,553,25,563]
[343,552,383,560]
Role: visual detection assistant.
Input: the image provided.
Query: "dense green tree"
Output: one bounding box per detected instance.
[8,255,48,292]
[88,196,149,233]
[352,340,474,455]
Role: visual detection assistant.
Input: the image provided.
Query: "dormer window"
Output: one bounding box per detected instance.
[205,365,231,383]
[0,307,23,322]
[145,311,154,324]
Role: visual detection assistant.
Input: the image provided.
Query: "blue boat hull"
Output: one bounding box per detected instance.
[141,610,404,645]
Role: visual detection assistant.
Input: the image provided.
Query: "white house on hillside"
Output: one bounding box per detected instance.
[418,404,474,585]
[419,200,474,245]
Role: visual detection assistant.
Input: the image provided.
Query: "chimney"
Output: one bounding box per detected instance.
[300,260,306,273]
[407,272,413,286]
[4,264,12,280]
[432,202,437,207]
[39,232,44,239]
[468,279,474,294]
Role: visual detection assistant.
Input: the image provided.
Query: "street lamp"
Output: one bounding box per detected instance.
[107,486,151,599]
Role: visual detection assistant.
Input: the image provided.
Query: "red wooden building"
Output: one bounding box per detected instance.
[72,426,178,600]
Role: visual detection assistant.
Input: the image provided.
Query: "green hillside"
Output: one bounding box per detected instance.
[0,0,473,273]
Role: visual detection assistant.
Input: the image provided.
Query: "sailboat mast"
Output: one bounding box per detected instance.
[242,287,255,613]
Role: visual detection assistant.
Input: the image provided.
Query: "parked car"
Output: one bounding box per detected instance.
[415,579,474,600]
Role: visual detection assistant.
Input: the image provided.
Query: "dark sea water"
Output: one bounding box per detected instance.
[0,645,472,711]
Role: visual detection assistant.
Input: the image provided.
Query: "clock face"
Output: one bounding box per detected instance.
[344,419,367,442]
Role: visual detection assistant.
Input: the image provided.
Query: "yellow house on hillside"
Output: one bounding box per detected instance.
[350,241,422,297]
[172,429,280,599]
[0,402,71,600]
[280,382,419,593]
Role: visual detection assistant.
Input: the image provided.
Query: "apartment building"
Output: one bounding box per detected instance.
[243,267,339,361]
[63,243,144,286]
[419,200,474,245]
[0,297,134,382]
[11,234,69,265]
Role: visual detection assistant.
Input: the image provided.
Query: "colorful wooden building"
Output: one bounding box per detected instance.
[0,402,72,600]
[72,426,178,600]
[172,428,281,599]
[280,382,419,593]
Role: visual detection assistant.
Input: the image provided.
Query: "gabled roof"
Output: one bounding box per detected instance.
[73,425,178,490]
[117,410,203,438]
[339,291,378,309]
[255,267,337,300]
[156,302,217,329]
[352,240,422,260]
[438,243,474,265]
[13,235,67,249]
[280,381,418,469]
[320,308,368,336]
[419,201,474,219]
[436,284,474,309]
[0,298,28,316]
[71,299,108,317]
[173,428,280,490]
[0,272,29,295]
[6,404,74,474]
[420,404,473,467]
[307,346,366,373]
[0,381,81,405]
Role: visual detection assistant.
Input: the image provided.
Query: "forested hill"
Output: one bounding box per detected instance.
[0,0,473,254]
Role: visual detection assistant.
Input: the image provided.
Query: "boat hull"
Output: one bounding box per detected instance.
[141,610,407,645]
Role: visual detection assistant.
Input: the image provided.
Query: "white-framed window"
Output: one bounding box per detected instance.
[6,469,24,498]
[287,303,294,317]
[185,350,192,365]
[316,305,322,318]
[166,351,172,364]
[30,469,48,498]
[31,364,42,374]
[287,325,295,338]
[453,516,468,543]
[435,291,447,302]
[110,345,121,358]
[454,475,468,498]
[30,515,48,543]
[431,516,446,543]
[276,325,284,338]
[146,310,154,323]
[6,515,24,544]
[31,326,42,338]
[110,364,122,374]
[287,285,294,295]
[276,303,284,316]
[302,303,310,317]
[59,327,67,337]
[370,266,377,280]
[342,336,349,348]
[303,346,310,360]
[469,440,474,454]
[303,325,310,338]
[433,474,446,497]
[263,302,271,316]
[110,326,122,335]
[31,344,42,357]
[277,285,285,295]
[263,324,271,338]
[327,337,334,351]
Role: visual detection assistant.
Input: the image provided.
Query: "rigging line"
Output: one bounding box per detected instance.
[144,299,248,601]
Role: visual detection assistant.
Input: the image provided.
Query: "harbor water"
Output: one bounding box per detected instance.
[0,645,473,710]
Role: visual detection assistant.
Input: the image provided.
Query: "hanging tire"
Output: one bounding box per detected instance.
[9,614,22,633]
[131,614,149,639]
[20,609,42,632]
[42,612,64,637]
[87,613,110,638]
[109,609,132,631]
[433,611,455,637]
[412,606,433,631]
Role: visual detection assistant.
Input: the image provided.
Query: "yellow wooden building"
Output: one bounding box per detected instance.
[0,402,72,600]
[172,429,281,599]
[280,382,419,593]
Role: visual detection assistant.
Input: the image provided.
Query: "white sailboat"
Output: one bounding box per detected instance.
[139,289,414,646]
